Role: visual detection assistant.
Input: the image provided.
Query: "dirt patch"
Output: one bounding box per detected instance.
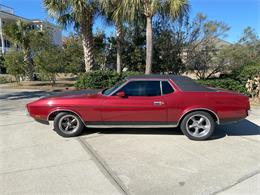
[0,80,76,92]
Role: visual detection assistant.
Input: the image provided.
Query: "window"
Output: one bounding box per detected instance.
[102,80,125,96]
[4,40,11,48]
[0,39,11,48]
[162,81,174,95]
[117,81,161,96]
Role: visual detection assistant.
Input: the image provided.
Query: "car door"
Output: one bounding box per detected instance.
[101,80,168,125]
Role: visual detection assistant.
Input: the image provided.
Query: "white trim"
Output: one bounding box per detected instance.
[86,124,178,128]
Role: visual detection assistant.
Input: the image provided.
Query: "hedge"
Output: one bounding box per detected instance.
[75,71,248,95]
[197,78,248,94]
[74,70,142,89]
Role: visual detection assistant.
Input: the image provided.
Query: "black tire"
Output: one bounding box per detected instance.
[53,112,84,137]
[180,111,215,141]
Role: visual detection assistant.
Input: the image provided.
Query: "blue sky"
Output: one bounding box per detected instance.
[1,0,259,43]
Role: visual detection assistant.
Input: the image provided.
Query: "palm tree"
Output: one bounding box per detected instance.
[122,0,189,74]
[44,0,99,72]
[101,0,124,74]
[3,20,35,80]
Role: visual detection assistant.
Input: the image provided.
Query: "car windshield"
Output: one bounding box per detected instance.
[102,80,125,96]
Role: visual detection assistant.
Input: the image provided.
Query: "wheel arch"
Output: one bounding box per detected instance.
[177,108,220,126]
[47,109,87,127]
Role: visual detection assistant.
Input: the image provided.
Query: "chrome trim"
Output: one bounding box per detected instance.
[104,80,128,96]
[169,79,181,92]
[86,124,178,128]
[161,80,175,95]
[109,80,130,96]
[47,109,88,127]
[177,108,220,125]
[109,79,176,96]
[153,101,164,106]
[160,81,163,95]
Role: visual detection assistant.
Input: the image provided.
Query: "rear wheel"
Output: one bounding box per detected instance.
[53,112,84,137]
[180,111,215,141]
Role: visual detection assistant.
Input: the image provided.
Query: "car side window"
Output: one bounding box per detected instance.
[117,81,161,96]
[162,81,174,95]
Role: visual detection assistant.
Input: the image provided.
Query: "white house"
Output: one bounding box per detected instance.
[0,4,62,54]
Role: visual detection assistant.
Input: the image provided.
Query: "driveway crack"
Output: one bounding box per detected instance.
[212,169,260,194]
[77,137,130,195]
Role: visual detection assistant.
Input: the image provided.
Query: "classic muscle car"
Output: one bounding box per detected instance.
[26,75,250,140]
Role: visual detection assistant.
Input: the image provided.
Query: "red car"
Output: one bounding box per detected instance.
[26,75,250,140]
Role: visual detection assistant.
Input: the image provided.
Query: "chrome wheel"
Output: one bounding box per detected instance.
[186,114,211,138]
[58,114,80,135]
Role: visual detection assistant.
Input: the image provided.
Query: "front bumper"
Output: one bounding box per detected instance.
[34,118,49,125]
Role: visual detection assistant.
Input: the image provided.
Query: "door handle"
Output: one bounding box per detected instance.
[153,101,164,106]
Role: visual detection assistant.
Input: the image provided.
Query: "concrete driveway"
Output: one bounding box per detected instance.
[0,88,260,195]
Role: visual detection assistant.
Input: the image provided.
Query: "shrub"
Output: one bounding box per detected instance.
[234,63,260,82]
[75,70,141,89]
[3,51,27,82]
[0,76,12,84]
[0,55,6,74]
[198,78,248,94]
[34,46,64,86]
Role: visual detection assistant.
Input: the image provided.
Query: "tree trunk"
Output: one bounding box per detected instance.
[116,23,123,74]
[145,16,153,75]
[82,13,94,72]
[23,49,34,81]
[51,75,56,87]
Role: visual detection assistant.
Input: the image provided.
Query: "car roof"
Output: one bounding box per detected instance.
[126,74,216,92]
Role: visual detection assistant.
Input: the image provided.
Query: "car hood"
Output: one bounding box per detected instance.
[42,90,100,100]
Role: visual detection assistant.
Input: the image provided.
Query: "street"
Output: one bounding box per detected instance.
[0,88,260,195]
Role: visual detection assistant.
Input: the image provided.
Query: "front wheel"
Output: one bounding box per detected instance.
[180,111,215,141]
[53,112,84,137]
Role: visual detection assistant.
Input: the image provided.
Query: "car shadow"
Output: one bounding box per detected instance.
[0,91,50,100]
[81,119,260,140]
[0,89,98,100]
[211,119,260,139]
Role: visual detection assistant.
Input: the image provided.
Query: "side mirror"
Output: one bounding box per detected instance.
[116,91,126,97]
[101,88,108,94]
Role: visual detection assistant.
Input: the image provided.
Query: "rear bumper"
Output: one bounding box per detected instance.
[219,116,247,125]
[247,109,251,116]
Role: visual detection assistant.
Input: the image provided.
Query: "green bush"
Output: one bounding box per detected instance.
[198,78,248,94]
[3,52,27,82]
[34,46,64,86]
[75,70,142,89]
[0,76,12,84]
[234,63,260,82]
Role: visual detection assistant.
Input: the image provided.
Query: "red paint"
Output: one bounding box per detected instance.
[26,78,250,125]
